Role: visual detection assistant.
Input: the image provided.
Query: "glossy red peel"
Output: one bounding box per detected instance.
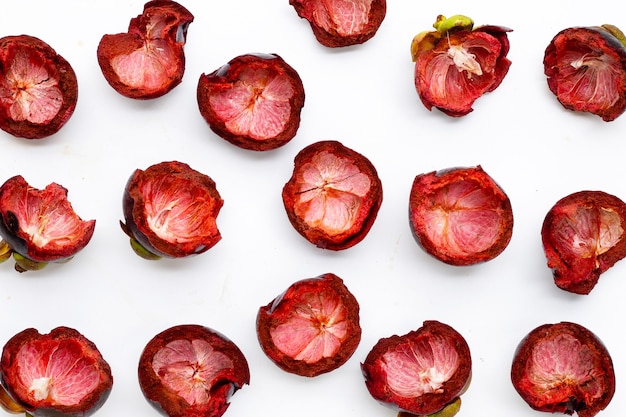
[121,161,223,260]
[541,190,626,294]
[138,324,250,417]
[411,15,512,117]
[0,327,113,417]
[0,175,95,272]
[256,273,361,377]
[361,321,472,417]
[197,53,305,151]
[511,322,615,417]
[409,166,514,266]
[282,140,383,250]
[0,35,78,139]
[97,0,194,99]
[544,25,626,121]
[289,0,386,47]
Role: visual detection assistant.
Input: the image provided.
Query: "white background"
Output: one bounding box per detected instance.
[1,1,625,416]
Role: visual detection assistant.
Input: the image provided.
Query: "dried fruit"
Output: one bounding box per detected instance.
[511,322,615,417]
[97,0,194,99]
[138,324,250,417]
[289,0,386,47]
[0,35,78,139]
[361,321,472,417]
[541,190,626,295]
[256,273,361,377]
[120,161,223,260]
[282,140,383,250]
[544,25,626,121]
[411,15,512,116]
[0,175,95,272]
[197,53,305,151]
[409,166,513,266]
[0,327,113,417]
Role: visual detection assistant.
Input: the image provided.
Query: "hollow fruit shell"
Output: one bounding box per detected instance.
[511,322,615,417]
[0,327,113,417]
[138,324,250,417]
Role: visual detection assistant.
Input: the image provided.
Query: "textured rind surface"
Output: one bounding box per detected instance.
[361,320,472,416]
[138,324,250,417]
[0,175,95,263]
[256,273,361,377]
[197,53,305,151]
[0,327,113,417]
[0,35,78,139]
[282,140,383,250]
[413,24,512,117]
[544,26,626,122]
[121,161,223,258]
[511,322,615,417]
[96,0,194,99]
[289,0,386,47]
[408,165,514,266]
[541,190,626,294]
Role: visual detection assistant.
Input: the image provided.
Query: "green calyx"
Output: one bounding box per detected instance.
[428,397,462,417]
[129,238,162,261]
[0,240,12,263]
[13,253,48,273]
[433,15,474,34]
[601,24,626,47]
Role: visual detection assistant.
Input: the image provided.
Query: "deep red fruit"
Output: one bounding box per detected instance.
[97,0,194,99]
[544,25,626,121]
[411,15,512,116]
[0,175,95,272]
[409,166,513,266]
[282,140,383,250]
[256,273,361,377]
[361,321,472,417]
[511,322,615,417]
[138,324,250,417]
[289,0,386,47]
[541,190,626,295]
[0,327,113,417]
[120,161,223,260]
[197,53,305,151]
[0,35,78,139]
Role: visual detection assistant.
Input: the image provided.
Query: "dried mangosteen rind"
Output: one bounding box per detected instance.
[289,0,386,47]
[97,0,194,99]
[0,35,78,139]
[197,53,305,151]
[511,322,615,417]
[0,175,95,271]
[121,161,223,259]
[411,15,512,117]
[138,324,250,417]
[544,25,626,121]
[409,166,514,266]
[541,190,626,295]
[0,327,113,417]
[361,321,472,416]
[256,273,361,377]
[282,140,383,250]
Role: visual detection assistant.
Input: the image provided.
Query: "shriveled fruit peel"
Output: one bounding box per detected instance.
[411,15,512,116]
[409,166,514,266]
[0,327,113,417]
[511,322,615,417]
[97,0,194,99]
[361,321,472,417]
[120,161,223,260]
[138,324,250,417]
[289,0,386,47]
[256,273,361,377]
[0,35,78,139]
[0,175,95,272]
[197,53,305,151]
[282,140,383,250]
[544,25,626,121]
[541,190,626,294]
